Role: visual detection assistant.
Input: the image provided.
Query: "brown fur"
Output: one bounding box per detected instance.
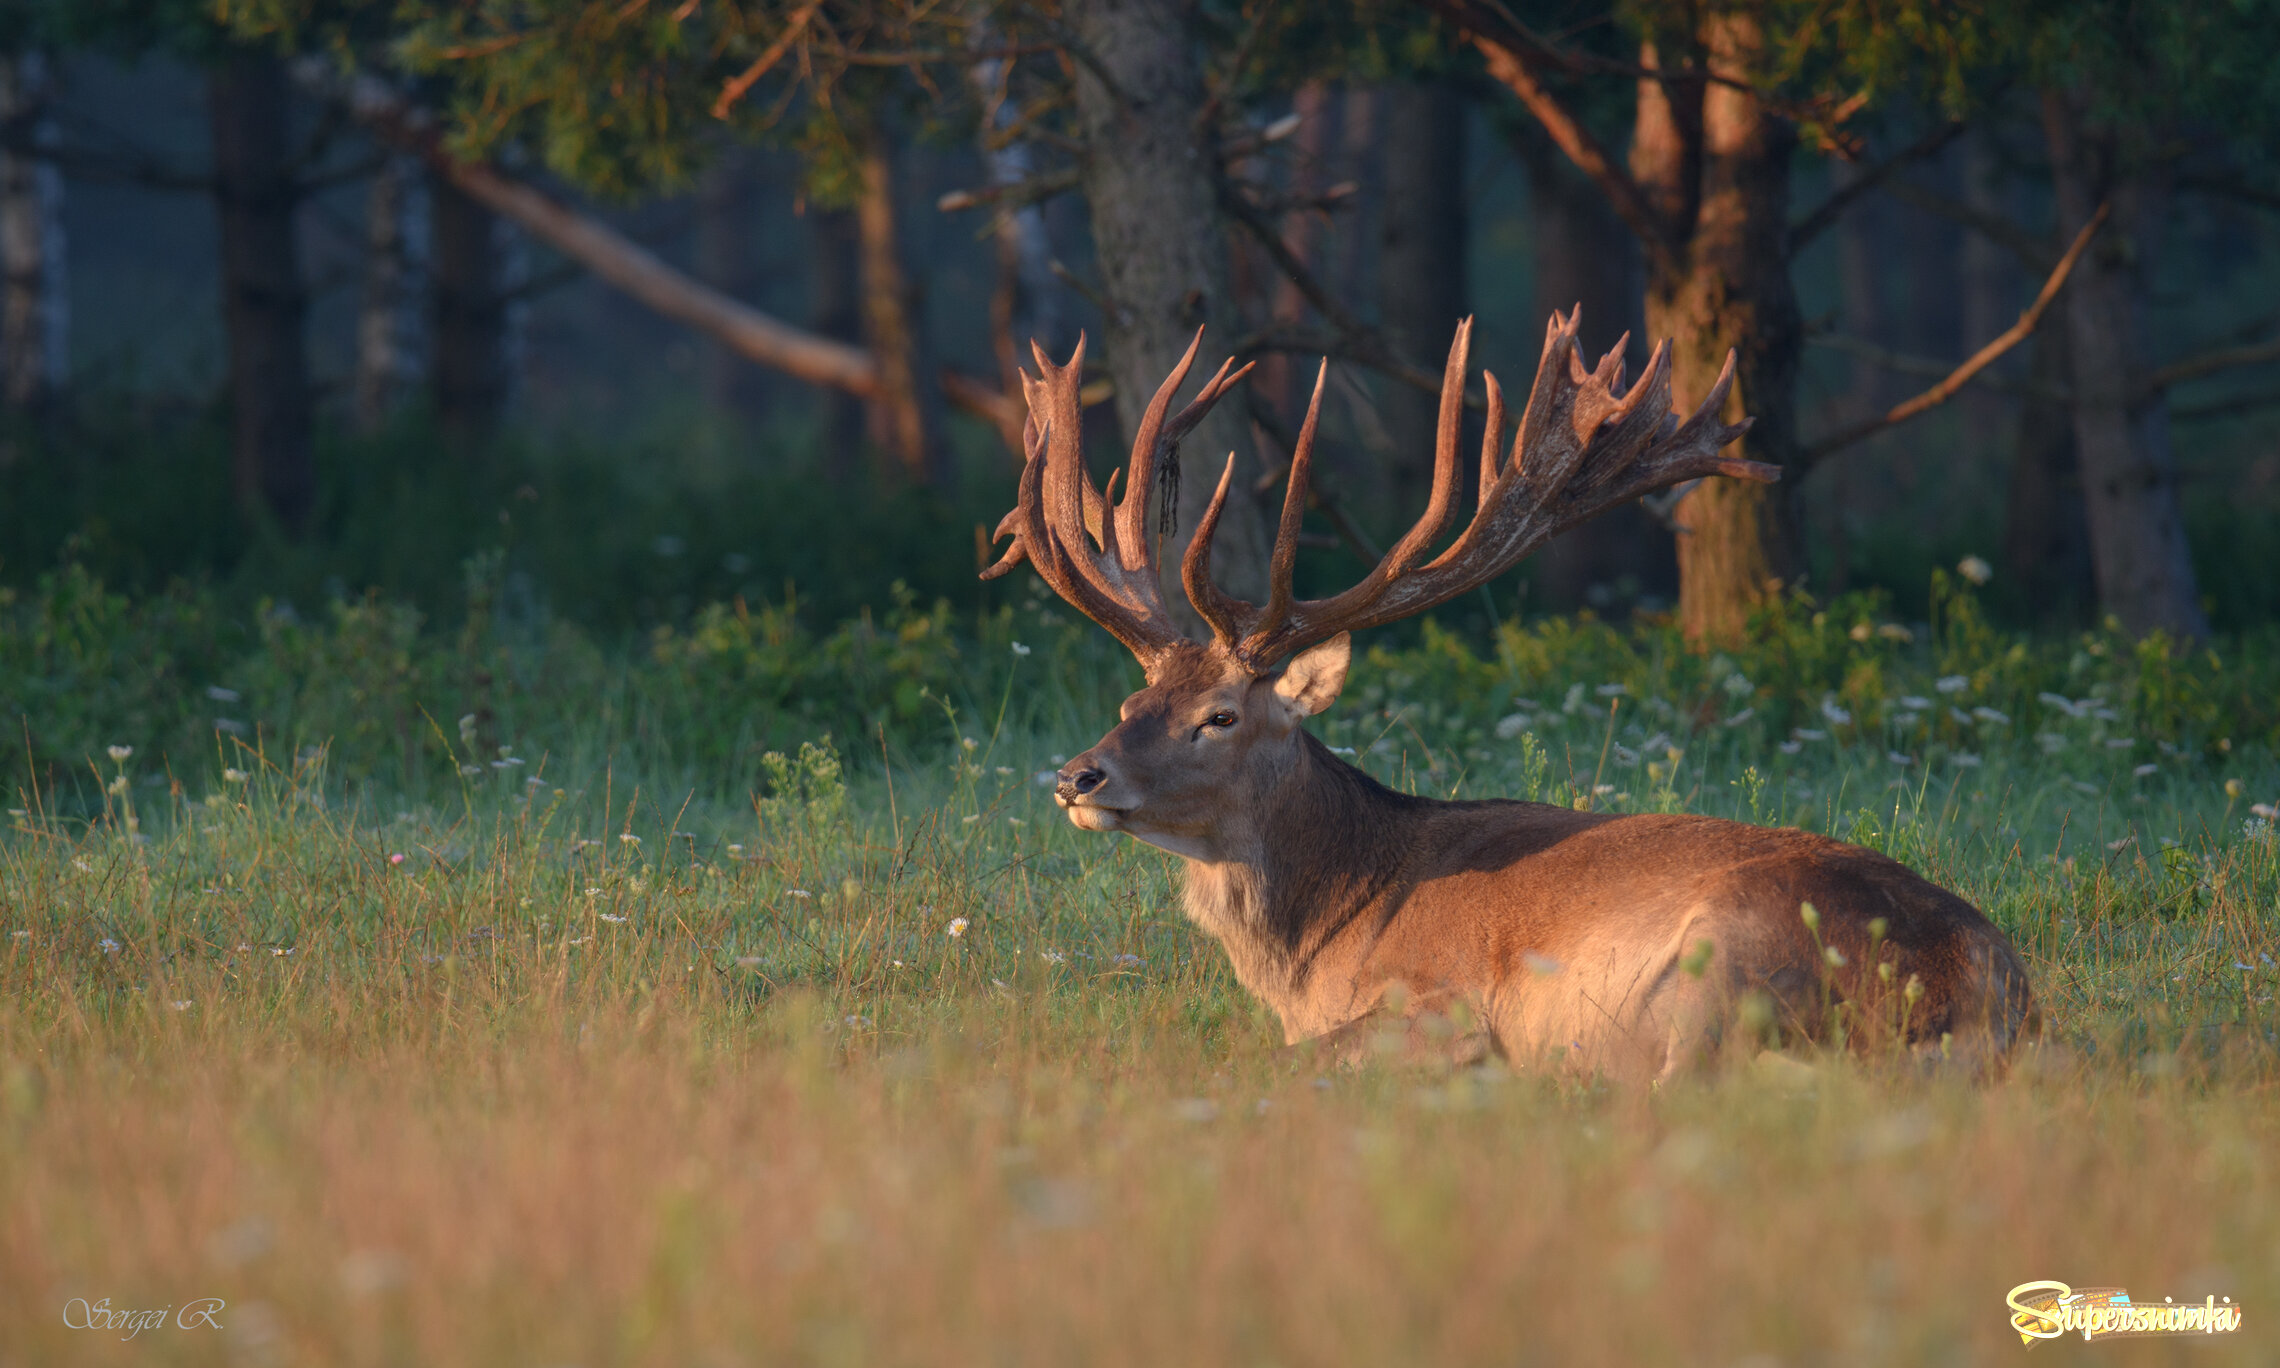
[1055,640,2037,1082]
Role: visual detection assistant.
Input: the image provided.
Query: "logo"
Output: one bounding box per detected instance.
[2006,1282,2242,1344]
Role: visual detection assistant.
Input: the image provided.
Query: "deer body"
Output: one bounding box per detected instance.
[989,316,2037,1079]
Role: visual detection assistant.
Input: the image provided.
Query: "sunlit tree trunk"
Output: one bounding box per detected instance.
[1634,21,1802,645]
[1,51,67,423]
[208,50,314,533]
[1063,0,1271,617]
[855,129,947,485]
[2040,89,2206,641]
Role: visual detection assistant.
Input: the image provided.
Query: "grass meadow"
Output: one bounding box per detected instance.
[5,568,2280,1366]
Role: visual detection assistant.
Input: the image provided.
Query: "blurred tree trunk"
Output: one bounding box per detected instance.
[696,150,765,423]
[2040,89,2206,641]
[855,129,947,485]
[1826,158,1890,596]
[808,205,864,482]
[2003,319,2091,614]
[1266,82,1335,420]
[1377,82,1468,511]
[356,153,425,434]
[430,175,511,443]
[1064,0,1271,616]
[1,50,66,425]
[1958,131,2013,437]
[1636,21,1802,645]
[208,50,314,533]
[1511,121,1663,612]
[969,35,1065,390]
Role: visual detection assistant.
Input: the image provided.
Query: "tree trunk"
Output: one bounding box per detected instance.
[696,150,766,422]
[431,174,511,443]
[1512,120,1661,612]
[1636,20,1802,645]
[2003,319,2091,614]
[355,152,425,434]
[1377,81,1469,511]
[1958,130,2014,437]
[208,51,314,533]
[1064,0,1271,615]
[1,50,66,421]
[2039,89,2206,641]
[855,129,947,484]
[808,205,864,481]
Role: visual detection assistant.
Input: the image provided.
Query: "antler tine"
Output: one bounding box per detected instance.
[1260,360,1328,634]
[1477,371,1507,510]
[983,334,1192,665]
[1115,328,1205,571]
[1180,453,1251,645]
[1223,313,1764,668]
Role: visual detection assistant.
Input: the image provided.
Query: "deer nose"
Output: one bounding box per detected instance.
[1057,765,1106,801]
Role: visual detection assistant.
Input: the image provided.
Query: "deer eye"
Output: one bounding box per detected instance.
[1203,712,1238,731]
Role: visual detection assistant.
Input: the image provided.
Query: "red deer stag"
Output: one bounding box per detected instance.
[983,313,2036,1080]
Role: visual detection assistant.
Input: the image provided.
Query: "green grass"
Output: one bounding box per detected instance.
[4,575,2280,1364]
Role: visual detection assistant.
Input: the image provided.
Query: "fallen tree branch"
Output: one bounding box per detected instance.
[1802,203,2107,467]
[300,60,1034,439]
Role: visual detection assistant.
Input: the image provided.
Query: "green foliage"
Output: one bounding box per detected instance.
[223,0,974,198]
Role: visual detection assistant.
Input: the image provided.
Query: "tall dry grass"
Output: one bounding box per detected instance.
[3,726,2277,1365]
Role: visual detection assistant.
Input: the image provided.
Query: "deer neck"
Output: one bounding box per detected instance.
[1175,732,1424,1019]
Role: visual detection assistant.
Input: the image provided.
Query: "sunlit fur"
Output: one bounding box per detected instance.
[1056,638,2038,1080]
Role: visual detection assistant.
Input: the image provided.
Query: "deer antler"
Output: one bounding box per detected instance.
[980,329,1254,672]
[986,310,1770,675]
[1187,310,1770,669]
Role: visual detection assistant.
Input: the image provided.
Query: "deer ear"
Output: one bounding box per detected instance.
[1272,633,1351,719]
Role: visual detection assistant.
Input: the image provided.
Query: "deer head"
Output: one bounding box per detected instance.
[982,312,1770,859]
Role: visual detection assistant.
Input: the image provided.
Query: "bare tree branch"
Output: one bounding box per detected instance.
[1787,121,1967,256]
[1808,333,2070,403]
[2142,337,2280,396]
[1879,176,2054,271]
[2175,172,2280,214]
[309,64,880,396]
[1802,203,2107,467]
[1447,22,1679,278]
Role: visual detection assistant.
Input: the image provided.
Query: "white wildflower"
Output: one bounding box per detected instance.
[600,913,627,925]
[1612,744,1640,767]
[1778,740,1803,755]
[1494,714,1531,739]
[1011,641,1032,656]
[107,745,133,763]
[1956,555,1993,585]
[946,917,970,938]
[619,833,640,845]
[1820,697,1852,726]
[1951,752,1982,768]
[98,938,120,953]
[1898,695,1931,710]
[1595,682,1628,698]
[1972,706,2010,725]
[1723,708,1755,727]
[1039,949,1066,965]
[1794,728,1828,742]
[1935,675,1969,694]
[1888,752,1914,766]
[2133,763,2158,778]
